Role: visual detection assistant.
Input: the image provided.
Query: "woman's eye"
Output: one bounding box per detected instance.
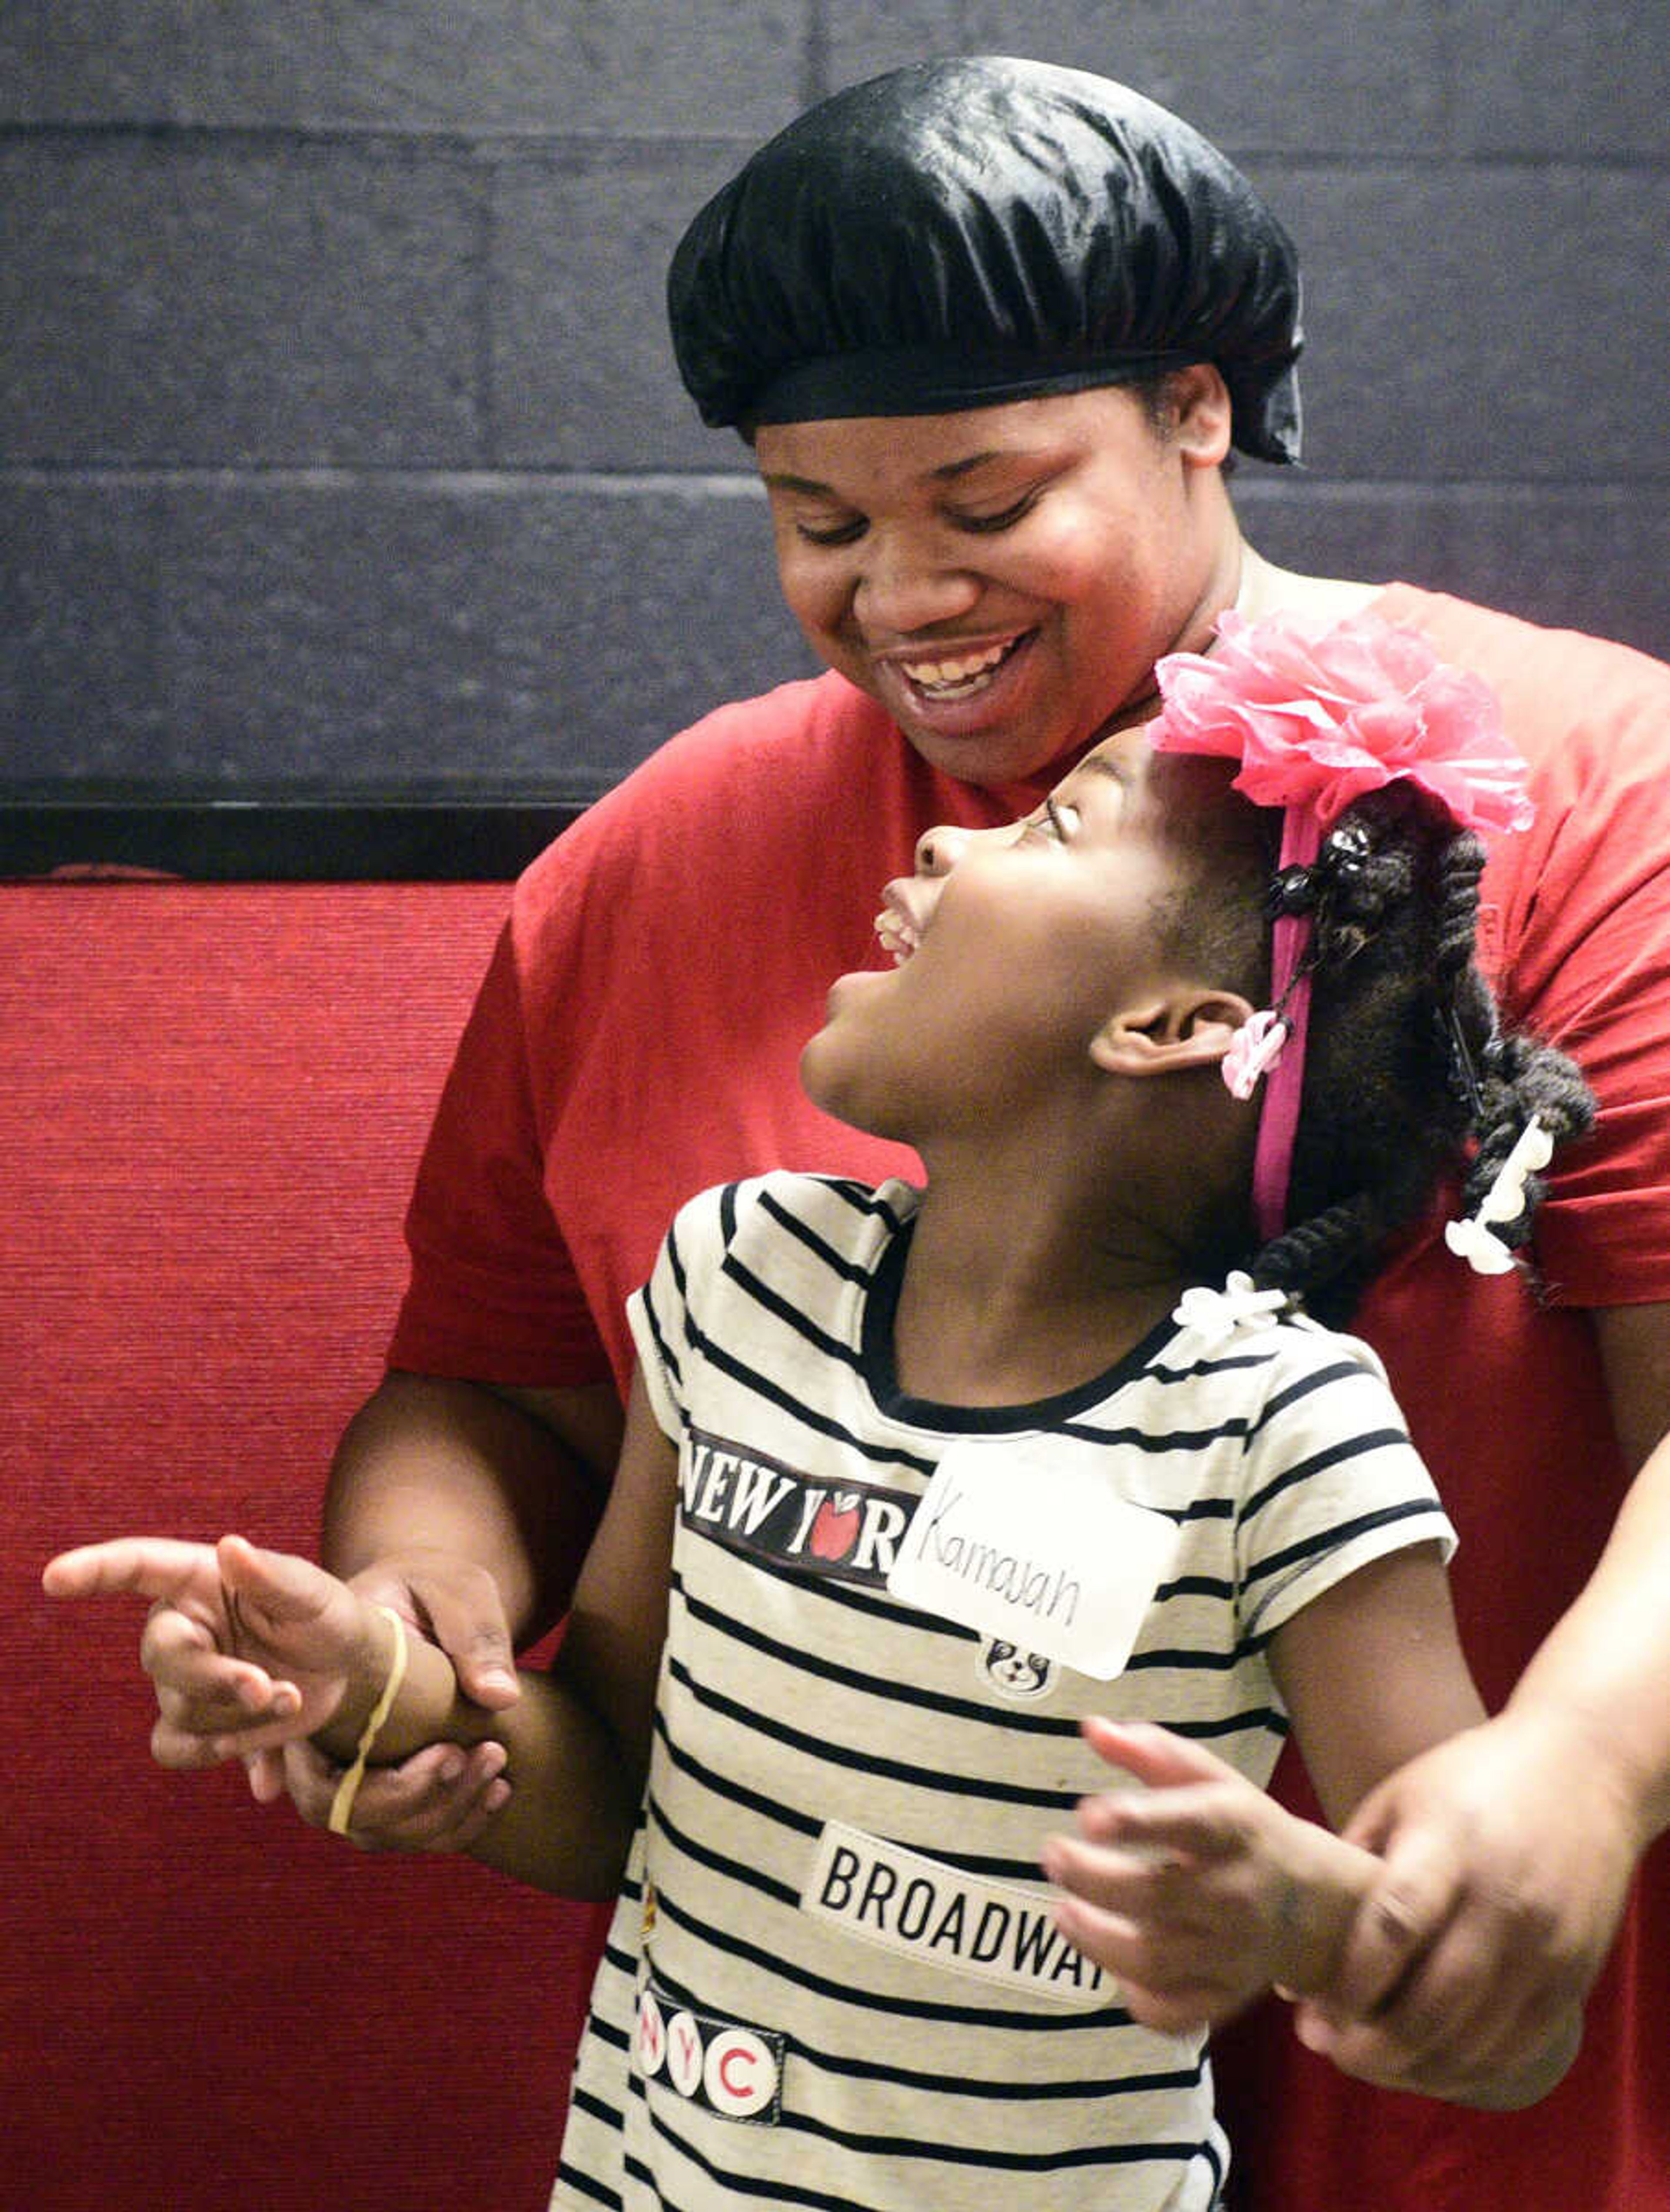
[795,515,866,547]
[951,493,1037,535]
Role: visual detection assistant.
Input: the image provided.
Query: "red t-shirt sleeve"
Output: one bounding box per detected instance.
[387,914,613,1387]
[1489,649,1670,1306]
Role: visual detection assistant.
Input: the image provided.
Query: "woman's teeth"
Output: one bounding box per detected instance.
[901,638,1017,699]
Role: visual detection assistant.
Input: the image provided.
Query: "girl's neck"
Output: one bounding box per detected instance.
[890,1155,1186,1407]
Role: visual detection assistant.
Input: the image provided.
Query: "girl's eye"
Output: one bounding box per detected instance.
[1023,797,1078,845]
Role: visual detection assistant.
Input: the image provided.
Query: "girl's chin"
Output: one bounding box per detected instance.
[799,1031,887,1137]
[797,1028,843,1112]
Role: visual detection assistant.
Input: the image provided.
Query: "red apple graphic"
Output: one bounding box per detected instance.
[808,1491,863,1561]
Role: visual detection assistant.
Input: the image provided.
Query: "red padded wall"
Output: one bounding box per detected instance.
[3,881,605,2212]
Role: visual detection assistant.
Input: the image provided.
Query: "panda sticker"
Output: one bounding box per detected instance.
[979,1638,1055,1701]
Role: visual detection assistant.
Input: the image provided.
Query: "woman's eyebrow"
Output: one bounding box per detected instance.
[762,450,1046,496]
[759,471,842,496]
[929,451,1005,482]
[929,448,1053,483]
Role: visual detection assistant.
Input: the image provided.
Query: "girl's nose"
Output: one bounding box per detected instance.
[915,824,971,876]
[916,822,1014,875]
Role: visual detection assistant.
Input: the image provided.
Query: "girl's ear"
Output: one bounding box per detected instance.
[1089,989,1253,1078]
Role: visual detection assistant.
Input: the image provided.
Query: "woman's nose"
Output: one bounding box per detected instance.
[855,537,979,635]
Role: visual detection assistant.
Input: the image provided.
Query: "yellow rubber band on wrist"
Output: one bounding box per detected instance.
[327,1605,409,1836]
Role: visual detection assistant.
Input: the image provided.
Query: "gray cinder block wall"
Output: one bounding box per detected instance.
[2,3,1666,802]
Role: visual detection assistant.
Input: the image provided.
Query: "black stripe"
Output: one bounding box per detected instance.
[1158,1707,1288,1743]
[789,2035,1205,2103]
[1241,1425,1413,1522]
[759,1183,886,1283]
[566,2081,626,2135]
[551,2155,621,2209]
[665,1654,1088,1812]
[1253,1353,1399,1437]
[1058,1416,1254,1454]
[1150,1347,1274,1380]
[637,1273,682,1395]
[1157,1572,1234,1602]
[722,1246,867,1368]
[753,1559,975,1640]
[775,2106,1209,2173]
[1244,1499,1450,1587]
[1124,1640,1246,1673]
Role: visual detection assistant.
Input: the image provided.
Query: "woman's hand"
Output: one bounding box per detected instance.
[1292,1707,1610,2105]
[261,1547,520,1847]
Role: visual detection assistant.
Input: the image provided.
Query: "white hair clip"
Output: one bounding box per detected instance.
[1443,1116,1554,1276]
[1173,1271,1290,1344]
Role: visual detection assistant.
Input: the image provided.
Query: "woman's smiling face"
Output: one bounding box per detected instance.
[755,373,1236,792]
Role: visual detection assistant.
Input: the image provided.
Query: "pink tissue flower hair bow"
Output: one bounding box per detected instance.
[1149,606,1533,1250]
[1150,608,1534,837]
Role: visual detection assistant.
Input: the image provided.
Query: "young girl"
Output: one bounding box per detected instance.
[47,612,1593,2211]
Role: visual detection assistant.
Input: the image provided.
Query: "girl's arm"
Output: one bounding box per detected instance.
[1042,1717,1381,2030]
[1045,1543,1577,2105]
[429,1367,676,1896]
[44,1369,678,1902]
[1266,1539,1485,1830]
[229,1367,677,1899]
[1041,1544,1480,2034]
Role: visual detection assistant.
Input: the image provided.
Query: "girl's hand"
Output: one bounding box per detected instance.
[43,1533,373,1769]
[1041,1717,1373,2033]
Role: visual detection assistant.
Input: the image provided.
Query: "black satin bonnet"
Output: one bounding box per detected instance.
[667,57,1304,464]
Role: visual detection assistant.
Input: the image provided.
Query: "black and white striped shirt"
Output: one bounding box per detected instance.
[552,1174,1455,2212]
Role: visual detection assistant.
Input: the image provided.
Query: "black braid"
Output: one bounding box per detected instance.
[1240,784,1595,1328]
[1253,1196,1379,1310]
[1460,1032,1597,1250]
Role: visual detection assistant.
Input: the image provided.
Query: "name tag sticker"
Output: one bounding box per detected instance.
[885,1433,1179,1678]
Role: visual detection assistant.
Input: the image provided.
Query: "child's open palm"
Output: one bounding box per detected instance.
[44,1533,370,1769]
[1041,1716,1374,2032]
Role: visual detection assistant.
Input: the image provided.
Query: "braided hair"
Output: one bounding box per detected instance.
[1243,783,1594,1327]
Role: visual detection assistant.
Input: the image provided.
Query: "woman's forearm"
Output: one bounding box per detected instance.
[1503,1424,1670,1849]
[321,1370,608,1646]
[1507,1301,1670,1851]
